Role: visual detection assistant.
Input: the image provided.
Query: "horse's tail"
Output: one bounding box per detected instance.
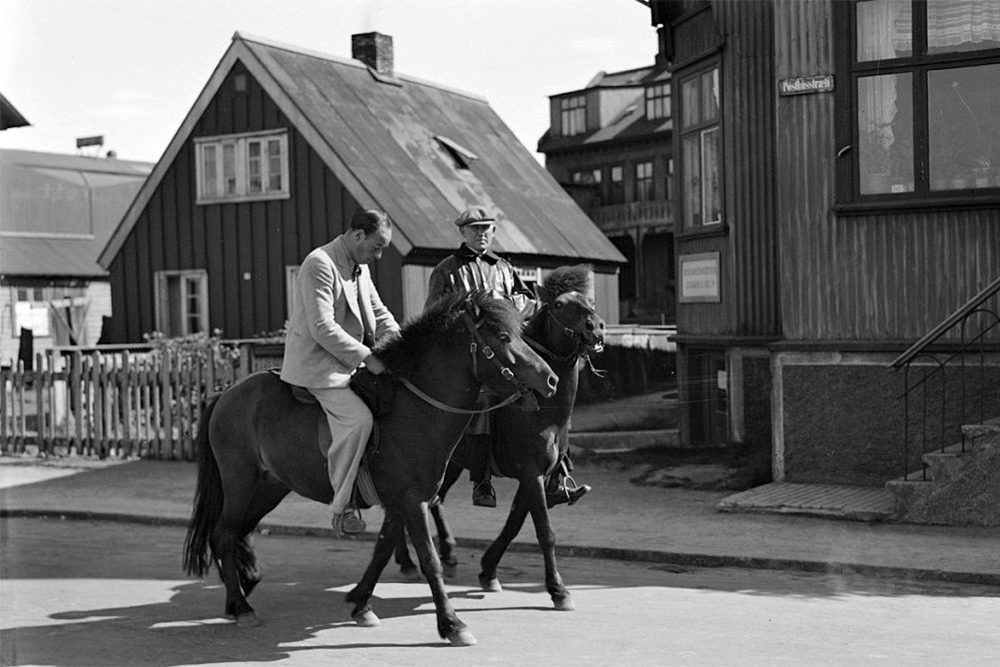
[183,393,223,578]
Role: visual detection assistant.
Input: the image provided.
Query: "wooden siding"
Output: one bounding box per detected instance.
[675,0,779,338]
[106,64,366,342]
[774,0,1000,341]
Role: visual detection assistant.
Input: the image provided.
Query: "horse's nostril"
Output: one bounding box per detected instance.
[547,375,558,391]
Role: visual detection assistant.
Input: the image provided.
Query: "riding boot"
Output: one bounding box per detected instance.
[467,434,496,508]
[545,458,591,509]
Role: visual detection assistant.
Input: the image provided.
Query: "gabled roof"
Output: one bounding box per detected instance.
[99,32,625,269]
[0,149,152,278]
[0,93,30,130]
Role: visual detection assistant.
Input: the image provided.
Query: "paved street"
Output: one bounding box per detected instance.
[3,516,1000,666]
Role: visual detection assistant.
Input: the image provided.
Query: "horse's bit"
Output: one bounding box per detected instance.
[399,307,540,415]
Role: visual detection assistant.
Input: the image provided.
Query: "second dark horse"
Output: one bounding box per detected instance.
[394,264,606,611]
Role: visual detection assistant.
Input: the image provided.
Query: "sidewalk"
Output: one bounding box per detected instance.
[3,448,999,586]
[3,392,1000,585]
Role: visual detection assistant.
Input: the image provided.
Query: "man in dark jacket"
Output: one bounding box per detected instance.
[425,205,589,508]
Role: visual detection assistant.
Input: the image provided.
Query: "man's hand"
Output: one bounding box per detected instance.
[364,354,388,375]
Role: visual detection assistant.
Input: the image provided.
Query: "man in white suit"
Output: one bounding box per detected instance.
[281,209,400,535]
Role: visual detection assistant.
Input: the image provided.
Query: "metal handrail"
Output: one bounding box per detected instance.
[889,274,1000,369]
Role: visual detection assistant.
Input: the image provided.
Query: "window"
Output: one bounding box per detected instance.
[679,65,722,228]
[645,82,672,120]
[635,161,654,202]
[608,165,625,204]
[155,270,208,337]
[571,168,603,205]
[560,95,587,136]
[843,0,1000,198]
[195,131,289,203]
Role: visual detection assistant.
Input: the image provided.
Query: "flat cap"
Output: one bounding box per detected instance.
[453,206,497,228]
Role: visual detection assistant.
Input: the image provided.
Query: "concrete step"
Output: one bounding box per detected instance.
[888,423,1000,526]
[962,423,1000,442]
[717,482,895,522]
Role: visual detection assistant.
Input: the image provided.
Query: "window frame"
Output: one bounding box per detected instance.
[608,164,625,205]
[677,61,722,230]
[635,160,655,202]
[834,0,1000,207]
[285,265,300,320]
[195,130,290,204]
[645,82,672,120]
[570,167,604,205]
[559,94,587,137]
[154,270,209,337]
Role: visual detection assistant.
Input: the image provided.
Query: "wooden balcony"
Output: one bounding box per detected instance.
[589,201,674,234]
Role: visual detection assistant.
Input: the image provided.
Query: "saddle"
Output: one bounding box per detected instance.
[276,368,395,509]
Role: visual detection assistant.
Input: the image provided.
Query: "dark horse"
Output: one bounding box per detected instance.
[183,291,557,645]
[393,265,606,611]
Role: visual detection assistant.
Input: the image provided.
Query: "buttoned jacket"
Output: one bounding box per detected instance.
[424,243,533,311]
[280,235,399,388]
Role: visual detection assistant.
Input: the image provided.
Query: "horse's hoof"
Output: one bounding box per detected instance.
[235,612,261,627]
[553,596,576,611]
[352,609,381,627]
[446,629,477,646]
[400,567,422,583]
[443,562,458,580]
[478,575,501,592]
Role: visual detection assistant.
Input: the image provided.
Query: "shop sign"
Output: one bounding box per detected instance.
[679,252,721,303]
[778,74,834,96]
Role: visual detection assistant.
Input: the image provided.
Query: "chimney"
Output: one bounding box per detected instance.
[352,32,393,77]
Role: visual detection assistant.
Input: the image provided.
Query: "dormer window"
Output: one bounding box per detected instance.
[646,83,671,120]
[560,95,586,136]
[195,130,289,204]
[435,135,478,170]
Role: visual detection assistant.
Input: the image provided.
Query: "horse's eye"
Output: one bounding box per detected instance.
[497,333,511,344]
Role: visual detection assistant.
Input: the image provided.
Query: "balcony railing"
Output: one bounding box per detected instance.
[589,201,674,231]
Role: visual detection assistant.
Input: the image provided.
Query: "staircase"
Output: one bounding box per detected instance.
[888,423,1000,526]
[885,275,1000,526]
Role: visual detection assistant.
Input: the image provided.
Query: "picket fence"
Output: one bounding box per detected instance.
[0,343,284,461]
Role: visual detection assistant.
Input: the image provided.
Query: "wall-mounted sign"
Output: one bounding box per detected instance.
[679,252,721,303]
[778,74,834,96]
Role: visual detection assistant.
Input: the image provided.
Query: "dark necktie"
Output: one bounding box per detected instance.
[354,265,374,347]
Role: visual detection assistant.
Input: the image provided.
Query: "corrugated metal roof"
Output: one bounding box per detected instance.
[1,149,152,277]
[99,32,624,267]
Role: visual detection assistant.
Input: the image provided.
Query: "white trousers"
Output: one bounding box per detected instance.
[308,386,373,515]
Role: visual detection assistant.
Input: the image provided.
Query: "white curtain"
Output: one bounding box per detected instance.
[928,0,1000,49]
[857,1,905,148]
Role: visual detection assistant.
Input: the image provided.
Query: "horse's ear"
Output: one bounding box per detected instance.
[463,290,483,318]
[536,282,553,305]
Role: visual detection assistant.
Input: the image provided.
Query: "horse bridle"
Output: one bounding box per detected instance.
[524,300,605,363]
[400,307,541,415]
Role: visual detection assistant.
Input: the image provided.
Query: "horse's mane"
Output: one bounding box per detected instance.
[537,265,593,304]
[373,290,522,378]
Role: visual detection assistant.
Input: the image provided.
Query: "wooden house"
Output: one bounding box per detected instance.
[539,60,675,325]
[654,0,1000,486]
[0,149,153,365]
[97,32,625,344]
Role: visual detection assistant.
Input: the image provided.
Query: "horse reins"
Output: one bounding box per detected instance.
[399,308,539,415]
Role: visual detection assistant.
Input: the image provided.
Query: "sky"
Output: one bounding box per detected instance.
[0,0,657,165]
